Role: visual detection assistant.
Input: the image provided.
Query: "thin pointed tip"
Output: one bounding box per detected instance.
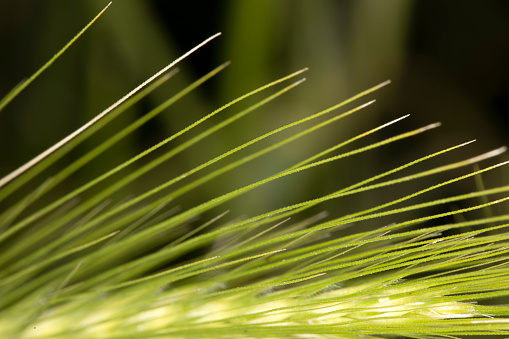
[289,78,306,88]
[459,139,477,147]
[391,114,410,123]
[365,80,391,93]
[203,33,222,43]
[423,122,442,130]
[165,67,180,76]
[359,100,376,109]
[217,61,231,70]
[463,139,477,145]
[465,146,508,165]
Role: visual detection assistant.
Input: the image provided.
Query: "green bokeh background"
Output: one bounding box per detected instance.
[1,0,509,230]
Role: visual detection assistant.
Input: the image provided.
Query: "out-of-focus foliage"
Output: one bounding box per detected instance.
[1,0,508,220]
[2,2,509,337]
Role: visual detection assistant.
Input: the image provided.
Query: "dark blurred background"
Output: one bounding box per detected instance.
[1,0,509,229]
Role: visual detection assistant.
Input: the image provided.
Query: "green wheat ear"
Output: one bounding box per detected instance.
[2,4,509,339]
